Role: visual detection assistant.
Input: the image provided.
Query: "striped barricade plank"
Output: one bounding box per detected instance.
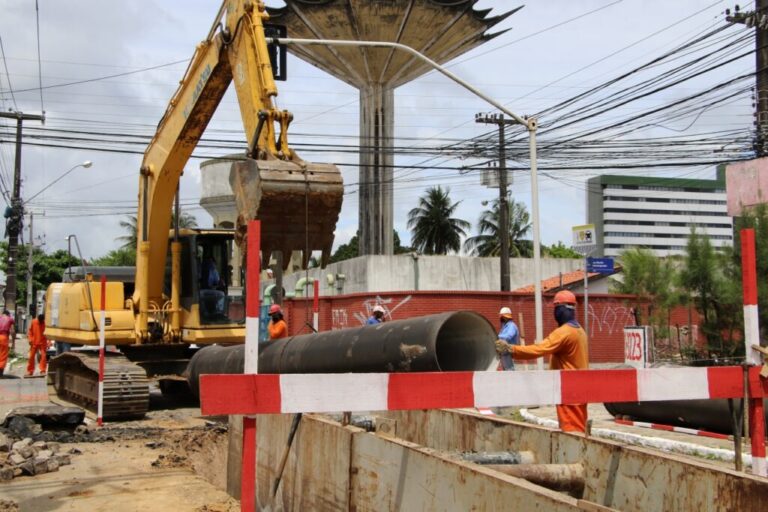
[199,366,766,416]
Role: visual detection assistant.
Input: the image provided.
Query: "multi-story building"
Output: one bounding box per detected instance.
[586,169,732,257]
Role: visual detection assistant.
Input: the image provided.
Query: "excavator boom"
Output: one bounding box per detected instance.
[134,0,342,338]
[47,0,343,419]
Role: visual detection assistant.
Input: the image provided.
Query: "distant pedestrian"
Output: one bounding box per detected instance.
[366,305,386,325]
[26,314,48,376]
[268,304,288,340]
[0,310,15,377]
[497,307,520,371]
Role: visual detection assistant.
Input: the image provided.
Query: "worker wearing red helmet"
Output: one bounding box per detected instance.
[495,290,589,433]
[268,304,288,340]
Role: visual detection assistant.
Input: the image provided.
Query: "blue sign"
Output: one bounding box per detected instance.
[587,257,614,274]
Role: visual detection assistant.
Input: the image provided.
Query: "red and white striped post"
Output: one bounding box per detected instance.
[742,229,761,367]
[242,220,261,511]
[741,228,767,477]
[97,275,106,427]
[312,279,320,332]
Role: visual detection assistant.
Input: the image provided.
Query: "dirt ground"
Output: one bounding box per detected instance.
[0,386,237,512]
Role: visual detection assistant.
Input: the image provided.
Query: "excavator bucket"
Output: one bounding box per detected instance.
[229,157,343,269]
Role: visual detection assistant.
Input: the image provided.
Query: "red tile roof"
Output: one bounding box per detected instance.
[513,268,611,294]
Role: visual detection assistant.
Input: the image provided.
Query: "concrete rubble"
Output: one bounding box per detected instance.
[0,405,90,481]
[0,434,75,481]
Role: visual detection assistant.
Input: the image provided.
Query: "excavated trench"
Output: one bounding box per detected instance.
[203,409,768,511]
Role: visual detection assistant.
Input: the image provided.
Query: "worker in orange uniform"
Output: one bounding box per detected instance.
[268,304,288,340]
[0,310,15,377]
[26,314,48,376]
[495,290,589,432]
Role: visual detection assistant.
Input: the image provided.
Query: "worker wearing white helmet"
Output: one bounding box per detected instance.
[497,306,520,371]
[366,304,386,325]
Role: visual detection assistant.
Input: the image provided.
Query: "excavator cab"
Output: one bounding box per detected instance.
[165,230,245,329]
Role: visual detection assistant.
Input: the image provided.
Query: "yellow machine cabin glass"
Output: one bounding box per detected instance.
[181,233,244,325]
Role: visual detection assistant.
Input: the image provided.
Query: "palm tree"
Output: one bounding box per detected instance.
[117,215,138,249]
[407,186,470,255]
[116,211,198,249]
[463,198,532,257]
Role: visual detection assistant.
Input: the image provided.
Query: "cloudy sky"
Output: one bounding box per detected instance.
[0,0,754,261]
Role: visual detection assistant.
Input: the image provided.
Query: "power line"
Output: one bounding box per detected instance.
[0,31,18,109]
[35,0,44,113]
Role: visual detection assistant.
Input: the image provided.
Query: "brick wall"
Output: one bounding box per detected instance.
[278,291,701,364]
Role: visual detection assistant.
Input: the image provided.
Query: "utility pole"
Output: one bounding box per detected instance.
[476,113,516,291]
[26,212,34,325]
[0,111,45,317]
[727,1,768,155]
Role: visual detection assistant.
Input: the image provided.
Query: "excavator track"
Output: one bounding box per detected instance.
[48,352,149,420]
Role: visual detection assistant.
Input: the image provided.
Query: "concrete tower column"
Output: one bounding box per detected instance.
[359,84,394,256]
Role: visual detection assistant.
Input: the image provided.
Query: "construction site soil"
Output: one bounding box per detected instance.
[0,393,237,511]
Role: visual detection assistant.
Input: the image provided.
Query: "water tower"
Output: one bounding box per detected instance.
[267,0,519,255]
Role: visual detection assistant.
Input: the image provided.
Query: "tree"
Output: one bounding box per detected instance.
[544,241,582,258]
[330,230,413,264]
[611,248,679,332]
[463,198,532,257]
[407,186,470,255]
[678,228,741,357]
[117,215,138,249]
[732,202,768,339]
[92,247,136,266]
[116,211,198,249]
[0,242,80,309]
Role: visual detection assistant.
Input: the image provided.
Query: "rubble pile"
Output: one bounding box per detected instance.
[0,430,77,481]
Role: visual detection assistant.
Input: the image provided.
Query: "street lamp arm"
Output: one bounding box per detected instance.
[273,37,529,126]
[26,161,92,203]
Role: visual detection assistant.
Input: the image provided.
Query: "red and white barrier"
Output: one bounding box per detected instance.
[241,220,261,512]
[741,228,767,477]
[612,419,731,441]
[742,229,761,367]
[97,275,106,427]
[312,279,320,332]
[201,366,756,416]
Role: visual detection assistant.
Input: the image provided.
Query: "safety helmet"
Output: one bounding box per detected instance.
[269,304,282,315]
[499,306,513,319]
[373,305,385,314]
[553,290,577,307]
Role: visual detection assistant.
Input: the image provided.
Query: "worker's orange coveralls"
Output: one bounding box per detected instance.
[511,323,589,432]
[0,314,14,375]
[268,319,288,340]
[26,318,48,375]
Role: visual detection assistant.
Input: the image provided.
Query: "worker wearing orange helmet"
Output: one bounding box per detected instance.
[268,304,288,340]
[26,314,48,376]
[495,290,589,433]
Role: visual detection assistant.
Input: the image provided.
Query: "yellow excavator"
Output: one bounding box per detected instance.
[45,1,343,418]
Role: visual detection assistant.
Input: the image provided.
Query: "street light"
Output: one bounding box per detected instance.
[20,161,92,322]
[26,160,93,203]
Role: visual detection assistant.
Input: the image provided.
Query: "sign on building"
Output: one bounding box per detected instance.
[572,224,596,248]
[623,326,652,369]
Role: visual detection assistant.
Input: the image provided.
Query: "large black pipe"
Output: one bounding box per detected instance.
[604,364,768,434]
[187,311,497,395]
[604,398,768,435]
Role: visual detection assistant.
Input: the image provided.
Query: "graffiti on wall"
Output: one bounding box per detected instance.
[587,304,636,337]
[331,295,413,330]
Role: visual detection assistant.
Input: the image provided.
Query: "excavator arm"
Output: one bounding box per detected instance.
[134,1,342,341]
